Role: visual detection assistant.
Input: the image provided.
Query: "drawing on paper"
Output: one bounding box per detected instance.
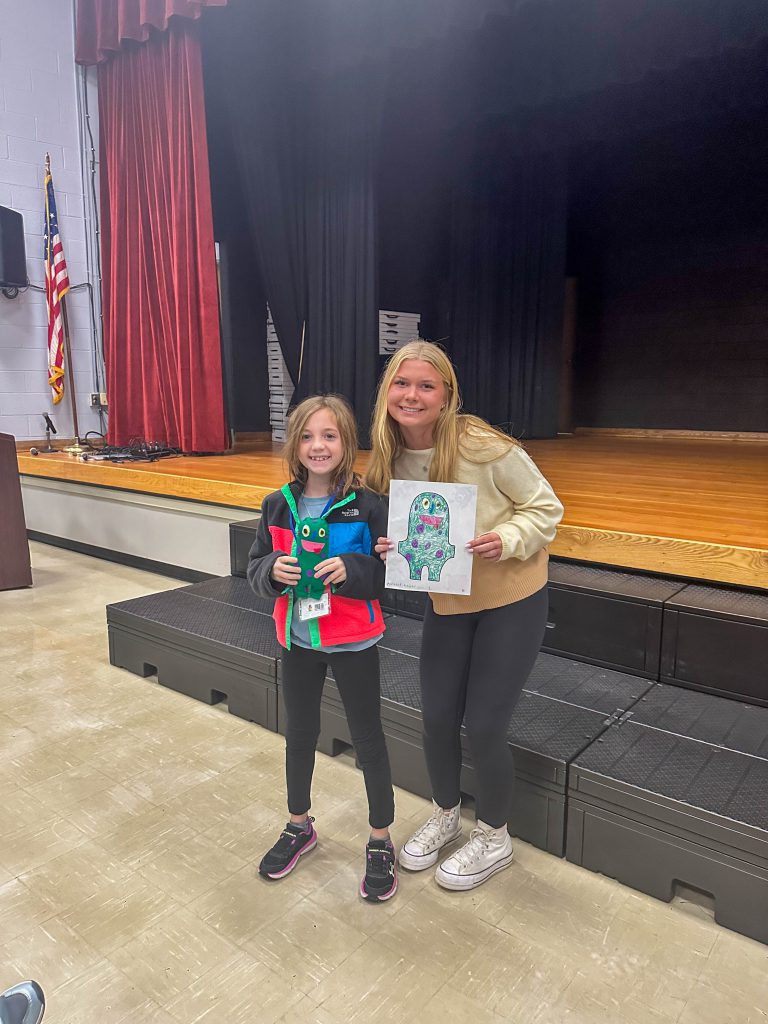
[397,492,456,581]
[386,479,477,595]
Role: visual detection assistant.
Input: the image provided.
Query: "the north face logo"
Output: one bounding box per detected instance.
[341,508,359,517]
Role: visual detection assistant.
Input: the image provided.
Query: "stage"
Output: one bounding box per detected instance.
[16,431,768,589]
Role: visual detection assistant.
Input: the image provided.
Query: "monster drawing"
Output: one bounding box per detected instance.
[398,492,455,582]
[294,518,330,599]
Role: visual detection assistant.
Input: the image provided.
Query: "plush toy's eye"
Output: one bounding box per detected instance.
[301,524,311,538]
[318,527,326,539]
[421,497,430,510]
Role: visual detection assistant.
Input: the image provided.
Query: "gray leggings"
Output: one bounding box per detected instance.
[420,586,549,828]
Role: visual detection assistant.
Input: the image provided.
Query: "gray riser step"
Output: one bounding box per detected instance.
[107,584,279,730]
[277,645,653,856]
[230,518,766,698]
[661,585,768,706]
[566,719,768,946]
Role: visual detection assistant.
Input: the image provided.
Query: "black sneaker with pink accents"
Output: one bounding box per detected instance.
[259,818,317,880]
[360,838,398,902]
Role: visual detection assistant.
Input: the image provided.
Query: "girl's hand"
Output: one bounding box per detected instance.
[314,556,347,586]
[375,536,395,562]
[271,554,301,586]
[466,532,503,561]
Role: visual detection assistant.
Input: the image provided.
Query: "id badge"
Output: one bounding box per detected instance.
[297,591,331,621]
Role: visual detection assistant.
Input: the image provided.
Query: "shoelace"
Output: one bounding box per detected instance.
[411,809,454,849]
[274,824,309,854]
[450,827,491,869]
[367,846,395,878]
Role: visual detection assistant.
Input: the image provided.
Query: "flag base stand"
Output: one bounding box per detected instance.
[63,437,89,455]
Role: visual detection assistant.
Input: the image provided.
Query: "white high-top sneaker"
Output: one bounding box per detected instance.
[398,801,462,871]
[434,820,514,890]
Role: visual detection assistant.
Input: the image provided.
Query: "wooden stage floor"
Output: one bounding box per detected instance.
[17,433,768,589]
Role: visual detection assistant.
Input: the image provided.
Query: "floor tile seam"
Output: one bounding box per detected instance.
[47,951,161,1014]
[67,888,189,964]
[135,858,250,911]
[119,774,225,811]
[154,945,304,1021]
[305,942,453,1017]
[422,978,513,1023]
[248,897,366,951]
[0,822,92,873]
[26,767,128,809]
[370,897,503,964]
[0,878,63,942]
[88,823,205,869]
[550,971,684,1023]
[240,932,369,990]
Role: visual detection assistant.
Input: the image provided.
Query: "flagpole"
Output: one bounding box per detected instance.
[44,151,86,455]
[60,297,87,454]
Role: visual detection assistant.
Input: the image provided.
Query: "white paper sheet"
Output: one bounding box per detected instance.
[385,479,477,595]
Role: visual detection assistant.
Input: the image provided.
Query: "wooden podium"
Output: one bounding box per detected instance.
[0,433,32,590]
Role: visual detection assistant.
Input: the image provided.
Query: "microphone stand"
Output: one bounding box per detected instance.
[40,420,57,453]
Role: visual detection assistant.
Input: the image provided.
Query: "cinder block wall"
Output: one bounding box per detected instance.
[0,0,101,441]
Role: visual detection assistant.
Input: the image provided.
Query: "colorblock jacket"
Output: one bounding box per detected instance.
[247,481,388,649]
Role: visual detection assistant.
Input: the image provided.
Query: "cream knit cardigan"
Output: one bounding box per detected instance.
[394,443,563,615]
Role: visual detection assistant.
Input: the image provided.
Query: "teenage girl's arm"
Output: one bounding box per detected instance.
[319,492,388,600]
[478,446,563,562]
[376,451,562,563]
[247,495,301,597]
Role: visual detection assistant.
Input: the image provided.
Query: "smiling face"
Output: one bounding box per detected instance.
[298,518,328,554]
[386,359,448,448]
[298,409,344,491]
[415,493,449,529]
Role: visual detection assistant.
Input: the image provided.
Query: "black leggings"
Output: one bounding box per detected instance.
[420,586,549,829]
[281,643,395,829]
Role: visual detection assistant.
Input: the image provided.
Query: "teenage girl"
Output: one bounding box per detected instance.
[248,394,397,902]
[367,342,563,891]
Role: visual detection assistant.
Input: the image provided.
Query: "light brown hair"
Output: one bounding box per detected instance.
[366,340,518,495]
[283,394,360,497]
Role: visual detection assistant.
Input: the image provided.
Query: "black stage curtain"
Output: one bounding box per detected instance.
[446,138,568,438]
[202,0,768,440]
[202,3,382,438]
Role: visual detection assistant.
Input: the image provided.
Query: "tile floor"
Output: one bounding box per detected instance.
[1,543,766,1023]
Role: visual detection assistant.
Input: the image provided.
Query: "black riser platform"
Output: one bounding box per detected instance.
[107,574,768,945]
[299,686,570,856]
[566,719,768,946]
[544,590,665,678]
[109,622,277,730]
[230,520,766,700]
[567,792,768,946]
[661,610,768,706]
[277,655,639,858]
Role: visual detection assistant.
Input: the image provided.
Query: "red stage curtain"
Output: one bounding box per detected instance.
[76,0,227,66]
[99,17,227,451]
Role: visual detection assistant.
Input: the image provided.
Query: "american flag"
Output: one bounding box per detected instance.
[44,165,70,404]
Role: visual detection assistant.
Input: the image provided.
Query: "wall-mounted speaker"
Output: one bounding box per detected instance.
[0,206,28,289]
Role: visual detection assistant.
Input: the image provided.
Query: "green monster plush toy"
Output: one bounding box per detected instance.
[280,484,357,600]
[294,517,330,600]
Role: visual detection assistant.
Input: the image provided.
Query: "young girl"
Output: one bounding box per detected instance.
[247,394,397,902]
[367,341,563,891]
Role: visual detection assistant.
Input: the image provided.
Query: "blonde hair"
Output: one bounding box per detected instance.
[283,394,360,497]
[366,340,518,495]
